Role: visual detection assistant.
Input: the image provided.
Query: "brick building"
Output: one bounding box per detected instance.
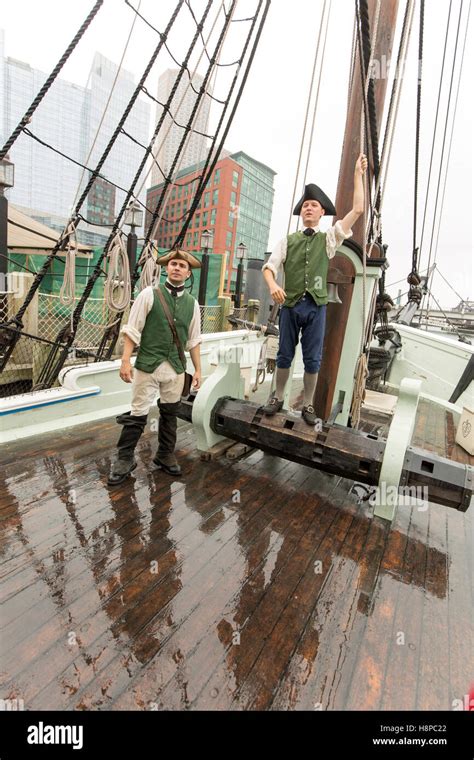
[146,150,275,295]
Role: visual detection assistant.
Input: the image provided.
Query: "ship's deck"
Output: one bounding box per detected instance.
[1,395,472,711]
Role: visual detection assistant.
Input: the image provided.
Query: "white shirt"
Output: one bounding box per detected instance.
[261,220,352,279]
[121,282,202,353]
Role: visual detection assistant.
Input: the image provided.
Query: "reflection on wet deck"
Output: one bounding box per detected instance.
[1,408,472,711]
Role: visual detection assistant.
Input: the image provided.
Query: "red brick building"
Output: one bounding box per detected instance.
[146,150,275,295]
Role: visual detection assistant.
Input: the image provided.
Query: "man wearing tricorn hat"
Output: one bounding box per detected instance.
[262,153,368,424]
[108,248,202,485]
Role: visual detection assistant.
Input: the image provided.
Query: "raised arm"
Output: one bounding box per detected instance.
[339,153,368,235]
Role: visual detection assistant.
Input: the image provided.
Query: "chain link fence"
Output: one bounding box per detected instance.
[1,292,255,399]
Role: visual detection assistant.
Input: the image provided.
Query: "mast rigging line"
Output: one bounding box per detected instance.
[125,0,231,103]
[159,0,269,251]
[0,0,186,375]
[0,0,103,161]
[185,0,242,66]
[427,0,471,313]
[286,0,331,238]
[136,0,234,244]
[421,0,466,319]
[371,0,416,267]
[94,0,271,361]
[71,0,143,213]
[417,0,454,271]
[411,0,424,273]
[33,0,222,385]
[138,87,214,139]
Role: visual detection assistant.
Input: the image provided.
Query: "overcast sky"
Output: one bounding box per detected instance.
[2,0,472,307]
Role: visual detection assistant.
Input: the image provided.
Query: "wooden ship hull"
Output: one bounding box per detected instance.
[1,0,472,714]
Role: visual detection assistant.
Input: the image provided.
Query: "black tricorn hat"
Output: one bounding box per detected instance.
[293,183,336,216]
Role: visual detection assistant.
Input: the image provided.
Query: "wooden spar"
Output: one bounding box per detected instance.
[180,396,472,511]
[314,0,400,421]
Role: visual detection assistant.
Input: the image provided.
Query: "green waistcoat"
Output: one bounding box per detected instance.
[283,231,329,307]
[134,285,195,374]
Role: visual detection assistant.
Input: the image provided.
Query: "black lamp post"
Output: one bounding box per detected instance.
[124,199,144,274]
[198,228,213,306]
[235,241,247,308]
[0,154,15,295]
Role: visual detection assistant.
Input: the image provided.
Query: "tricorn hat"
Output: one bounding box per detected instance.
[293,183,336,217]
[156,248,201,269]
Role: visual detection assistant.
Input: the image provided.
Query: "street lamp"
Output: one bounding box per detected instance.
[124,199,144,273]
[198,228,213,305]
[235,241,247,308]
[0,154,15,294]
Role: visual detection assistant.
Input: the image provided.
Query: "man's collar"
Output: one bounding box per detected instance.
[165,279,185,296]
[301,225,320,233]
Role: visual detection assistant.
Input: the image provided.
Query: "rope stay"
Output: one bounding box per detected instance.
[0,0,186,376]
[0,1,104,161]
[421,0,469,321]
[0,0,271,386]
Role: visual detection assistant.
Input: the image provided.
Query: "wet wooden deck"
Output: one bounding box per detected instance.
[1,398,472,711]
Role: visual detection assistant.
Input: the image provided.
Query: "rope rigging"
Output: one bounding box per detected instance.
[0,0,186,360]
[420,0,469,322]
[406,0,425,310]
[103,0,269,361]
[0,1,104,161]
[10,0,270,383]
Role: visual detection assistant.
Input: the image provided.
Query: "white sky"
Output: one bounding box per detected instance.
[1,0,473,307]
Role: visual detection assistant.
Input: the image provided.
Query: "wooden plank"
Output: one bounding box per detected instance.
[110,474,339,710]
[416,506,450,709]
[191,483,355,710]
[343,504,412,709]
[5,452,296,708]
[446,507,473,710]
[380,502,430,709]
[267,501,377,710]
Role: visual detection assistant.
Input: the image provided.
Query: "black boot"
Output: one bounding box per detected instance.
[107,412,148,486]
[153,401,182,476]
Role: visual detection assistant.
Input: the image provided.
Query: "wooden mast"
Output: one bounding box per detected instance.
[314,0,400,420]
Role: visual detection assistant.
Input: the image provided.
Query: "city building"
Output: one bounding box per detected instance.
[150,68,211,187]
[146,150,276,295]
[0,34,150,247]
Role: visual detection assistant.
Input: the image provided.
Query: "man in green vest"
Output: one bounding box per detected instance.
[262,153,368,424]
[108,249,202,486]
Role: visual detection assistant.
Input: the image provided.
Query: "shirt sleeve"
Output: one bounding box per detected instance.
[185,300,202,351]
[261,237,287,277]
[121,286,154,345]
[326,220,353,259]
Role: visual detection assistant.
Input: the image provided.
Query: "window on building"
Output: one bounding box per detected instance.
[212,189,218,206]
[228,212,234,228]
[214,168,220,185]
[230,191,237,207]
[202,211,208,227]
[226,231,233,248]
[232,170,239,188]
[195,212,200,227]
[204,191,210,207]
[211,209,216,225]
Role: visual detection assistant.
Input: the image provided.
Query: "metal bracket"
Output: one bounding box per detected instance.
[191,344,245,452]
[375,377,421,521]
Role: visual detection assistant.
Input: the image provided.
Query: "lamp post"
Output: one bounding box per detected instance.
[198,228,213,306]
[124,199,144,274]
[235,241,247,309]
[0,154,15,294]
